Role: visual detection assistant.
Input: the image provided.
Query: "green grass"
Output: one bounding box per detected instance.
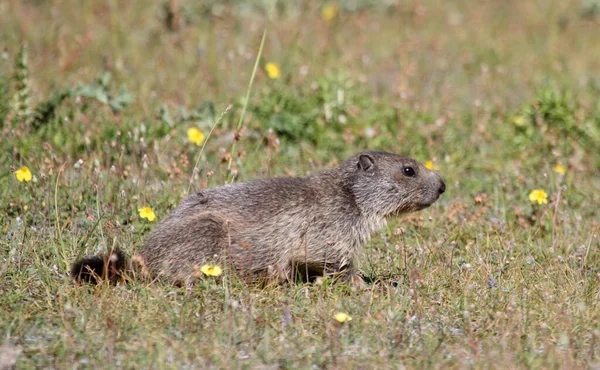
[1,0,600,368]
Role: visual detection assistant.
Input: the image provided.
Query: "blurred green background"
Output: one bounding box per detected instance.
[1,1,599,368]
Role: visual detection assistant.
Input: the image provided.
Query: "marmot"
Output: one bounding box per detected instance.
[71,151,445,284]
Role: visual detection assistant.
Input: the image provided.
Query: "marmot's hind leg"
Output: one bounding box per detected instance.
[143,213,230,281]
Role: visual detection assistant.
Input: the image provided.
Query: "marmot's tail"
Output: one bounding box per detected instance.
[70,249,128,284]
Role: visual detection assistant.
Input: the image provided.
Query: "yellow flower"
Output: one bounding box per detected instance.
[321,3,339,21]
[333,312,352,323]
[553,163,566,175]
[265,62,281,79]
[424,160,439,171]
[138,207,156,221]
[513,115,526,126]
[528,189,548,205]
[187,127,205,146]
[15,166,33,182]
[200,264,223,277]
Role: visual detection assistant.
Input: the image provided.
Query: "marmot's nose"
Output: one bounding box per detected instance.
[439,180,446,194]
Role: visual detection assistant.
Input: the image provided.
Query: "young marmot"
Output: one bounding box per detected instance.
[72,151,445,284]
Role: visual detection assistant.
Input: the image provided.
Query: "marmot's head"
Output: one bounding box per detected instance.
[346,151,446,217]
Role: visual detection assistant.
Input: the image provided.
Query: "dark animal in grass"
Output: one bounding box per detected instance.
[71,151,445,285]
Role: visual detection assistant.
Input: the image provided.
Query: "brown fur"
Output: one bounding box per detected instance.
[71,151,445,284]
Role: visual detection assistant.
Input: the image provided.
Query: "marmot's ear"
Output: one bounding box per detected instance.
[357,154,375,172]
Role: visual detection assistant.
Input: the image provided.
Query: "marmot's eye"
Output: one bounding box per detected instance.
[403,167,416,177]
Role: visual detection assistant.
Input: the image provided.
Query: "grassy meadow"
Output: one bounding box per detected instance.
[1,0,600,368]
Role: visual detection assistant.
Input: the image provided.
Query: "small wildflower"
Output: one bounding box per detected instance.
[200,264,223,277]
[321,3,339,21]
[138,207,156,221]
[265,62,281,79]
[487,274,497,288]
[424,160,439,170]
[15,166,32,182]
[513,115,526,126]
[333,312,352,323]
[528,189,548,205]
[187,127,205,146]
[553,163,566,175]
